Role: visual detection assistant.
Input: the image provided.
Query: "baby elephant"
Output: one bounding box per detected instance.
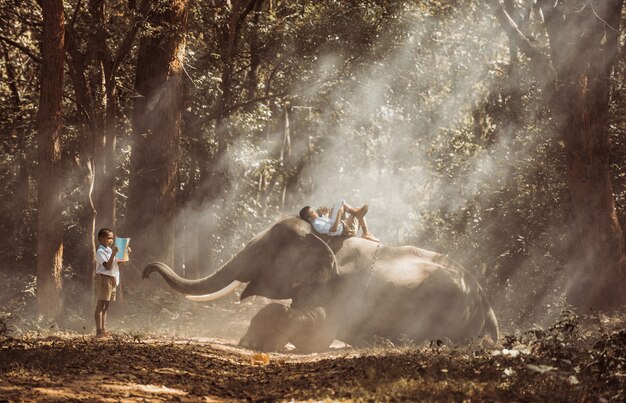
[239,303,335,353]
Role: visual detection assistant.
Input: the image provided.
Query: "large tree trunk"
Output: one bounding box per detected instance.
[36,0,65,317]
[127,0,188,267]
[539,0,626,310]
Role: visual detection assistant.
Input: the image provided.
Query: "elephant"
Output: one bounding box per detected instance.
[143,216,499,353]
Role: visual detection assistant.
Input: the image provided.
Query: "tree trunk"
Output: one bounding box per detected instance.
[188,0,256,274]
[502,0,522,124]
[2,43,31,251]
[66,0,148,290]
[64,0,109,292]
[246,0,265,102]
[539,0,626,310]
[36,0,65,317]
[280,103,291,208]
[88,0,116,233]
[127,0,188,267]
[76,158,97,291]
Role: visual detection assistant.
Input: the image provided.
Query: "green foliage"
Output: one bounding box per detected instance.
[0,0,624,323]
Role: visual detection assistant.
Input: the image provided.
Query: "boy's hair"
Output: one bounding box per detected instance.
[98,228,113,239]
[299,206,312,221]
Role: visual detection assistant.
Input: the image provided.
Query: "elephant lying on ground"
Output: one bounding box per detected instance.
[143,216,499,353]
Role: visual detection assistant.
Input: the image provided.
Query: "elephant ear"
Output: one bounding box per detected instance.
[290,233,339,288]
[239,218,339,301]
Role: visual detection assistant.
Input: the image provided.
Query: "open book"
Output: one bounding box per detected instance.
[329,200,345,222]
[114,237,131,262]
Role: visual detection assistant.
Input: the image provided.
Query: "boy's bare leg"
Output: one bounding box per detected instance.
[343,213,358,236]
[94,300,110,336]
[101,301,109,333]
[342,202,368,216]
[358,217,380,242]
[95,300,105,334]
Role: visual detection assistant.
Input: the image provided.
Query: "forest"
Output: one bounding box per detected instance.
[1,0,625,401]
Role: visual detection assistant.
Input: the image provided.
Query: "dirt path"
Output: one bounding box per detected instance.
[1,328,624,402]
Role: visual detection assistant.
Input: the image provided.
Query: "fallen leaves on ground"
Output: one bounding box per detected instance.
[1,273,624,401]
[0,314,624,402]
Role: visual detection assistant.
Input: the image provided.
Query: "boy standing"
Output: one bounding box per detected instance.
[94,228,119,338]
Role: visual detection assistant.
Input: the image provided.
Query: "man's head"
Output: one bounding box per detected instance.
[98,228,114,248]
[299,206,317,222]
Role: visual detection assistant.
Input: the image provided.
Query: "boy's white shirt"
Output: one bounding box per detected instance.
[96,245,120,286]
[312,200,345,236]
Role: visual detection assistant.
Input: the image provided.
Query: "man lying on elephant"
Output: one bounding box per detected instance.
[299,200,379,242]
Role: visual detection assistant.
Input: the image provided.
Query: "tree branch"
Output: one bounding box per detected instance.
[188,92,287,131]
[0,34,40,63]
[240,0,260,22]
[488,0,555,81]
[68,0,83,35]
[107,0,152,86]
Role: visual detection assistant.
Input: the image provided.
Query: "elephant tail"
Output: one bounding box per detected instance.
[480,291,499,341]
[484,305,499,341]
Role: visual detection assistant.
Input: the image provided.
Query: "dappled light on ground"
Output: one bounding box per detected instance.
[1,310,624,401]
[1,272,625,400]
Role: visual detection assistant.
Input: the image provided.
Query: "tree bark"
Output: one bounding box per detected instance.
[91,0,151,232]
[65,0,149,289]
[64,0,110,291]
[493,0,626,310]
[127,0,188,267]
[502,0,523,124]
[88,0,116,233]
[538,0,626,310]
[36,0,65,317]
[246,0,265,102]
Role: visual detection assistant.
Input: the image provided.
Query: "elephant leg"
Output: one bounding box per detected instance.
[239,303,336,353]
[239,303,291,352]
[288,306,335,353]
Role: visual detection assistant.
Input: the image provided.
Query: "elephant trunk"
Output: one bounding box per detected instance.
[142,230,268,301]
[142,259,243,297]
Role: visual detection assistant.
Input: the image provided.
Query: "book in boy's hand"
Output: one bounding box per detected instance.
[330,200,345,221]
[114,237,131,262]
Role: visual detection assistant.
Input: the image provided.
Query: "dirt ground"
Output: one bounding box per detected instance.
[0,327,624,402]
[1,273,625,402]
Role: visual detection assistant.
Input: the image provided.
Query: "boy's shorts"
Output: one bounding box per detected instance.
[341,214,359,236]
[95,274,117,302]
